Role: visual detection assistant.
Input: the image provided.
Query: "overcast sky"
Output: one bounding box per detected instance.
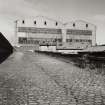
[0,0,105,45]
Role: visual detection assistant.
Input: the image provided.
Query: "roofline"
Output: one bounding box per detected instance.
[15,16,97,28]
[64,20,96,27]
[75,20,96,27]
[35,15,63,24]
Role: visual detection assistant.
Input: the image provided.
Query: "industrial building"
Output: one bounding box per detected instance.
[15,16,96,52]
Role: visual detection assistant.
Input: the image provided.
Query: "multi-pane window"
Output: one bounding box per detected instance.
[18,27,62,34]
[39,38,57,46]
[66,39,72,42]
[66,29,92,35]
[18,37,40,44]
[66,39,92,43]
[18,37,27,44]
[57,39,62,42]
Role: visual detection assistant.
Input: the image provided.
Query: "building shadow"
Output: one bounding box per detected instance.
[0,32,13,63]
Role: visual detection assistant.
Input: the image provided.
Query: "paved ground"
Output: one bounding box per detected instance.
[0,51,105,105]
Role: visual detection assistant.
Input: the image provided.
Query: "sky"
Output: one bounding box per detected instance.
[0,0,105,45]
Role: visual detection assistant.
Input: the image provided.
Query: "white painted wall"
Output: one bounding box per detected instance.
[17,16,63,29]
[65,20,96,46]
[16,16,96,51]
[39,46,56,52]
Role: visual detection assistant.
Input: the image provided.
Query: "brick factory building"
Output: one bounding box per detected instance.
[15,16,96,52]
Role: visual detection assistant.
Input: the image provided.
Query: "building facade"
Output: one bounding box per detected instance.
[15,16,63,47]
[15,16,96,51]
[61,20,96,50]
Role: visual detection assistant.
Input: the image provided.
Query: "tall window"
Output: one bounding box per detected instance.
[44,21,47,25]
[86,24,88,28]
[34,21,36,25]
[22,20,25,24]
[56,22,58,26]
[73,23,75,27]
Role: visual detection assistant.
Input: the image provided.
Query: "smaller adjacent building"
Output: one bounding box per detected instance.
[15,16,96,52]
[58,20,96,50]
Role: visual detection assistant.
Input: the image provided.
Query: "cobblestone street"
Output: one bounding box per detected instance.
[0,51,105,105]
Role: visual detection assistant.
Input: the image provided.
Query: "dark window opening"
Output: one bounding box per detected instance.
[22,20,25,24]
[88,40,92,43]
[80,39,82,42]
[86,24,88,28]
[76,39,79,42]
[44,21,47,25]
[34,21,36,24]
[59,43,62,46]
[18,37,27,44]
[43,41,46,43]
[73,23,75,27]
[56,22,58,26]
[57,39,62,42]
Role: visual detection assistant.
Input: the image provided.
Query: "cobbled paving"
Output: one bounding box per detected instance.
[0,51,105,105]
